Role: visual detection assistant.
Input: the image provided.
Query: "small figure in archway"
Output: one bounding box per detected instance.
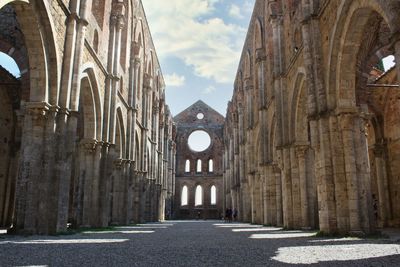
[197,211,201,220]
[225,209,229,222]
[233,208,238,222]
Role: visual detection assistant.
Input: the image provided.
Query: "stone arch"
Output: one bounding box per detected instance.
[93,30,99,53]
[0,0,60,104]
[79,65,103,140]
[181,184,189,206]
[253,18,263,50]
[327,0,400,110]
[115,107,126,159]
[210,185,217,205]
[289,70,306,142]
[195,185,203,206]
[135,131,141,170]
[0,67,20,227]
[120,0,129,71]
[146,51,155,77]
[91,0,106,29]
[244,50,252,79]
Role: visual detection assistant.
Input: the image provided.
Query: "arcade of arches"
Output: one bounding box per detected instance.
[0,0,176,234]
[224,0,400,234]
[1,0,400,237]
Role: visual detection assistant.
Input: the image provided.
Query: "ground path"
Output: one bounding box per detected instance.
[0,221,400,266]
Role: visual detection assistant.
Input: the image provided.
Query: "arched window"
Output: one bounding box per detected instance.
[93,30,99,53]
[181,186,188,206]
[195,185,203,206]
[185,159,190,173]
[208,159,214,173]
[196,159,202,173]
[211,185,217,205]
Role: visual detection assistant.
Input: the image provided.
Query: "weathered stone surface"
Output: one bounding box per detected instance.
[0,0,175,234]
[224,0,400,235]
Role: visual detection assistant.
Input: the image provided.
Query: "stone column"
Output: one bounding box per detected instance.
[126,161,135,224]
[274,165,283,227]
[296,145,310,229]
[80,139,96,227]
[339,113,361,233]
[354,112,373,233]
[90,141,102,227]
[282,148,293,228]
[290,146,301,228]
[373,143,391,227]
[15,102,49,234]
[112,159,124,225]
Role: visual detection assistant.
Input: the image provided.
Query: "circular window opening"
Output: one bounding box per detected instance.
[188,130,211,152]
[197,113,204,120]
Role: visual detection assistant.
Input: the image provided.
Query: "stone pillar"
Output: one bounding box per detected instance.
[290,146,301,228]
[282,148,293,228]
[373,143,391,227]
[274,165,283,227]
[339,113,361,233]
[354,112,373,233]
[126,161,135,224]
[90,142,102,227]
[13,103,48,234]
[80,139,96,227]
[296,145,310,229]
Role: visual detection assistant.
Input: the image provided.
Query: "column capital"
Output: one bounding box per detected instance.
[255,48,267,63]
[25,101,51,121]
[80,139,97,153]
[244,78,253,91]
[143,74,153,91]
[295,144,309,157]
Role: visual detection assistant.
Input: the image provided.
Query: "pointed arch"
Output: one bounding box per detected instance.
[195,185,203,206]
[327,0,400,110]
[116,107,126,159]
[210,185,217,205]
[185,159,190,173]
[79,65,103,140]
[1,0,60,104]
[181,185,188,206]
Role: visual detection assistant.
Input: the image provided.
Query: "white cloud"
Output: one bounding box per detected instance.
[142,0,248,84]
[164,73,186,87]
[203,85,216,94]
[229,4,243,19]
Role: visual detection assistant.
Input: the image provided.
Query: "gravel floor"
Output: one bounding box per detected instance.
[0,221,399,266]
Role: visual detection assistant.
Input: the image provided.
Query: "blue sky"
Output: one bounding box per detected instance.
[142,0,256,116]
[0,0,396,118]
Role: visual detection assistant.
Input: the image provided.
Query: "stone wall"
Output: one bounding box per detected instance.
[224,0,400,234]
[0,0,176,234]
[174,101,224,219]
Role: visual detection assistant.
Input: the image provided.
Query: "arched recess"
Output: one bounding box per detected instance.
[327,0,400,231]
[185,159,190,173]
[181,185,188,206]
[208,159,214,173]
[68,67,103,226]
[135,131,141,170]
[120,0,129,71]
[195,185,203,207]
[291,71,318,229]
[210,185,217,205]
[327,0,400,110]
[78,66,103,140]
[115,107,126,159]
[0,66,20,228]
[0,0,59,104]
[253,18,264,122]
